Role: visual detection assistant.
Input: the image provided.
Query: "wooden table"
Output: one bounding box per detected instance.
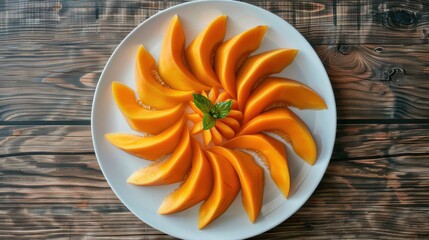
[1,0,428,239]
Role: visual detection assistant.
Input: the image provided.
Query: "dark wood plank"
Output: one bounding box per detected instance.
[260,0,429,45]
[0,125,93,157]
[1,1,428,121]
[334,123,429,159]
[1,124,428,238]
[317,44,429,119]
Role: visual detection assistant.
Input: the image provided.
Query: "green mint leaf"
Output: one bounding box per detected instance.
[202,114,216,130]
[209,107,221,119]
[214,100,232,119]
[193,93,214,114]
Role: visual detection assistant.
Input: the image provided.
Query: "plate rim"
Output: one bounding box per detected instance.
[91,1,337,239]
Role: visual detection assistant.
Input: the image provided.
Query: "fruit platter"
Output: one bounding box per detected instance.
[91,1,336,239]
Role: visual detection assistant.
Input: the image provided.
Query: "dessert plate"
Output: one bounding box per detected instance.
[91,1,336,239]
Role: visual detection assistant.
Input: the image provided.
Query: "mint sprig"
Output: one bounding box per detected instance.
[192,93,233,130]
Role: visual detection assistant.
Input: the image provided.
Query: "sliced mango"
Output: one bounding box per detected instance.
[209,147,264,223]
[220,117,240,132]
[224,134,290,197]
[112,81,185,135]
[238,108,317,165]
[199,150,240,229]
[158,140,213,214]
[187,113,201,123]
[236,49,298,110]
[215,25,268,98]
[186,16,226,89]
[208,88,220,102]
[203,129,212,147]
[158,15,209,91]
[210,127,223,146]
[135,45,192,109]
[242,77,327,123]
[191,122,203,135]
[215,121,235,140]
[105,116,185,161]
[127,128,192,186]
[216,91,232,102]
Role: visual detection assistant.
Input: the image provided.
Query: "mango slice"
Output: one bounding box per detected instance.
[199,150,240,229]
[226,110,243,122]
[220,117,240,132]
[224,134,290,197]
[242,77,327,123]
[203,129,212,147]
[209,147,264,223]
[238,108,317,165]
[186,16,226,89]
[215,25,268,98]
[208,87,220,102]
[236,49,298,110]
[112,81,185,135]
[215,121,235,140]
[158,140,213,214]
[210,127,223,146]
[127,128,192,186]
[105,116,185,161]
[158,15,209,91]
[135,45,192,109]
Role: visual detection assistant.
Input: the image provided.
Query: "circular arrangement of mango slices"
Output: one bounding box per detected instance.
[106,15,327,229]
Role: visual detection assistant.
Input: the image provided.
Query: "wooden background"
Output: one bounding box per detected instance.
[1,0,428,239]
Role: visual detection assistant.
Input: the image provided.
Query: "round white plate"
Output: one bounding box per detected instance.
[91,1,337,239]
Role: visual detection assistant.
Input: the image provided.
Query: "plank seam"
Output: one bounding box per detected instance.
[0,121,91,126]
[337,119,429,124]
[0,152,95,158]
[333,152,428,161]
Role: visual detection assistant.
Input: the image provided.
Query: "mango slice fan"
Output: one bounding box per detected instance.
[105,15,327,229]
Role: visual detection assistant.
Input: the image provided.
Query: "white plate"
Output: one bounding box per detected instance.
[91,1,337,239]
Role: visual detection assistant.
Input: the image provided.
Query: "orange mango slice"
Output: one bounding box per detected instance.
[226,110,243,122]
[238,108,317,165]
[190,122,203,135]
[215,25,268,98]
[203,129,212,147]
[127,128,192,186]
[224,134,290,197]
[105,116,185,161]
[236,49,298,110]
[158,15,209,91]
[215,121,235,140]
[242,77,327,123]
[220,117,240,132]
[199,150,240,229]
[186,16,226,89]
[209,146,264,223]
[112,81,185,135]
[158,140,213,214]
[135,45,192,109]
[210,127,223,146]
[208,88,220,102]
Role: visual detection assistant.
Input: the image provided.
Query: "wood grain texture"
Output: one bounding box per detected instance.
[1,124,428,238]
[1,0,428,121]
[0,125,93,157]
[317,44,429,119]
